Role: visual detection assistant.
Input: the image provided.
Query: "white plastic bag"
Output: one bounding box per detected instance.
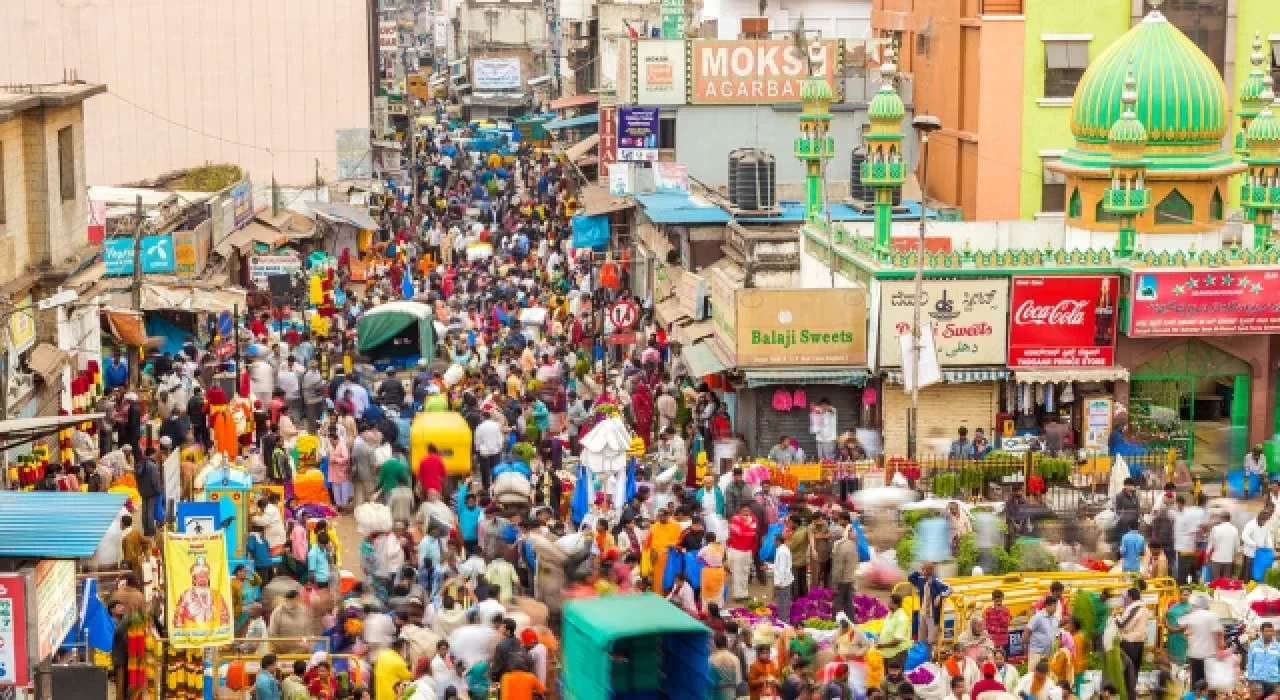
[1094,508,1118,532]
[1204,655,1239,691]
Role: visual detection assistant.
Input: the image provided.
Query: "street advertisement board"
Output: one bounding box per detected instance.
[1128,268,1280,336]
[173,220,212,280]
[0,573,29,687]
[164,532,234,649]
[230,178,254,229]
[1008,275,1117,368]
[104,235,178,276]
[598,104,618,177]
[690,39,842,104]
[249,253,303,290]
[654,162,689,193]
[736,288,866,367]
[617,107,659,162]
[632,40,687,105]
[877,278,1009,367]
[34,560,75,666]
[473,58,522,90]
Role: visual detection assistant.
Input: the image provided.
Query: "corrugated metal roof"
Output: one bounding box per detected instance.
[0,492,125,559]
[635,193,732,225]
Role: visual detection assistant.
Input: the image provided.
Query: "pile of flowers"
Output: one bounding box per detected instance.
[790,588,834,626]
[887,458,921,481]
[905,666,936,685]
[1208,578,1243,591]
[1078,558,1112,573]
[1251,600,1280,616]
[852,594,889,622]
[727,599,779,626]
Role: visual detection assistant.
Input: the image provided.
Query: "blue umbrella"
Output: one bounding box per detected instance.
[571,462,591,527]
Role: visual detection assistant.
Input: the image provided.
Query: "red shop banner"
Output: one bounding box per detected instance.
[1128,269,1280,336]
[1008,275,1117,368]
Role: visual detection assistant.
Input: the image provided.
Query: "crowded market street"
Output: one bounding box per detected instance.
[10,2,1280,700]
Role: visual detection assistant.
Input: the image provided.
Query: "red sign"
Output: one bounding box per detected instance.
[598,105,618,178]
[0,572,30,687]
[607,332,637,345]
[890,237,953,254]
[1008,275,1117,368]
[1128,269,1280,336]
[608,299,639,329]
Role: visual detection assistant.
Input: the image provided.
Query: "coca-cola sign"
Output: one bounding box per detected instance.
[1008,276,1118,368]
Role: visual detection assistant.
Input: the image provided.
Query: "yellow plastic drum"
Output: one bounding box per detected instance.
[410,411,473,476]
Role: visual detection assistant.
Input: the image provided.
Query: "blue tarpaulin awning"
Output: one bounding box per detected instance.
[571,214,610,251]
[544,113,600,130]
[0,492,126,558]
[634,193,732,225]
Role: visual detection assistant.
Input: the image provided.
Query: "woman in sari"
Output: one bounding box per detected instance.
[955,616,995,660]
[1165,587,1191,665]
[698,533,727,610]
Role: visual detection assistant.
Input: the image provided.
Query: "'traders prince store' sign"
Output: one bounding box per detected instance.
[734,288,867,367]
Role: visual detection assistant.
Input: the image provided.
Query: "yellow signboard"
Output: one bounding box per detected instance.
[735,288,868,367]
[164,531,234,649]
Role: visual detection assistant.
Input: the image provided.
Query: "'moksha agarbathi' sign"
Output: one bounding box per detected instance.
[734,288,867,367]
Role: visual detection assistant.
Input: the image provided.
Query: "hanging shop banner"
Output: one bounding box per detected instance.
[34,560,76,665]
[230,178,254,229]
[164,531,234,649]
[631,40,687,106]
[0,572,29,687]
[7,295,35,356]
[877,278,1010,368]
[172,220,212,280]
[249,254,303,290]
[736,288,867,367]
[617,107,659,162]
[1008,275,1117,368]
[1128,269,1280,336]
[473,58,522,90]
[690,39,843,104]
[598,104,618,177]
[104,235,178,276]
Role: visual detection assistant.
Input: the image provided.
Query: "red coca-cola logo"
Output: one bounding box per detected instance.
[940,322,992,338]
[1014,299,1089,326]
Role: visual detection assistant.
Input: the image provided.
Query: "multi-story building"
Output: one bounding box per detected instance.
[873,0,1280,221]
[0,83,105,424]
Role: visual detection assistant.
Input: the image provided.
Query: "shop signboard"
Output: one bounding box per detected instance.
[34,560,75,665]
[632,40,687,106]
[690,39,842,105]
[172,220,212,280]
[229,178,254,229]
[890,236,952,254]
[1128,268,1280,336]
[706,265,738,363]
[877,278,1009,367]
[598,104,618,177]
[0,572,29,687]
[104,235,178,276]
[1084,396,1114,450]
[379,21,398,52]
[1008,275,1117,368]
[654,163,689,193]
[249,254,303,289]
[617,107,659,162]
[473,58,522,90]
[735,288,867,367]
[7,295,34,356]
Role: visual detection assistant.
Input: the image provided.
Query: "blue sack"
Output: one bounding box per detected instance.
[662,545,684,591]
[683,551,703,589]
[904,641,931,672]
[759,523,783,562]
[852,521,871,562]
[1255,547,1276,581]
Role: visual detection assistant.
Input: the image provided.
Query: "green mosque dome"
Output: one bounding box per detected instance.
[1070,10,1228,146]
[868,83,905,124]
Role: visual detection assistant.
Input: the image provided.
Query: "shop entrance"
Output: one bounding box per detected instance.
[1128,339,1250,469]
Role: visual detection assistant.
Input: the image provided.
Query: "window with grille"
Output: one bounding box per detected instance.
[1044,41,1089,98]
[659,116,676,149]
[1041,162,1066,213]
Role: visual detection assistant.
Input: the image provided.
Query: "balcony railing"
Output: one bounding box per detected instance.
[1242,184,1280,210]
[793,137,836,159]
[1102,187,1151,216]
[860,160,908,187]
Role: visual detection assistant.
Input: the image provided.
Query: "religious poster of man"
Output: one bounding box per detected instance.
[164,531,233,648]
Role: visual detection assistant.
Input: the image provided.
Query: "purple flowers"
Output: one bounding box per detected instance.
[852,595,888,623]
[905,666,935,685]
[786,588,889,626]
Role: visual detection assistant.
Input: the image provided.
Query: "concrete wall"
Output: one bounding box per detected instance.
[713,0,872,40]
[674,104,918,190]
[0,120,32,281]
[0,0,372,187]
[459,0,547,51]
[36,105,89,269]
[974,17,1025,221]
[1017,0,1130,219]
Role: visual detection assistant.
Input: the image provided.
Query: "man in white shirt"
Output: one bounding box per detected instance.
[1180,595,1223,687]
[1173,495,1206,585]
[473,416,505,490]
[656,427,686,468]
[772,532,794,623]
[1208,512,1241,582]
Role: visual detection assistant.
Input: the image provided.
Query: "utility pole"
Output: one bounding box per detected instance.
[128,194,144,389]
[907,116,940,460]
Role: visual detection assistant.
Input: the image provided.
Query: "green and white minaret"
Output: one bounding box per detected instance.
[861,49,907,253]
[794,70,835,226]
[1239,33,1271,157]
[1244,74,1280,249]
[1102,64,1151,258]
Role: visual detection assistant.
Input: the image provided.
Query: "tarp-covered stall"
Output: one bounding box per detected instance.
[356,301,435,370]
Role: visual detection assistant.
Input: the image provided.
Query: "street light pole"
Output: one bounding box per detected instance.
[907,115,940,460]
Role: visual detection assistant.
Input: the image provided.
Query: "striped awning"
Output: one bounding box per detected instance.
[744,367,870,388]
[684,341,727,377]
[884,367,1009,385]
[1013,367,1129,383]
